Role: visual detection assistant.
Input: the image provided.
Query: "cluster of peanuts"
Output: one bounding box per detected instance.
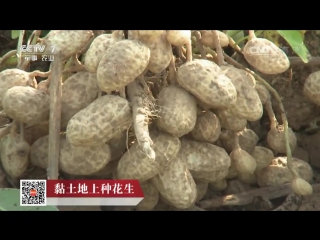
[0,30,316,210]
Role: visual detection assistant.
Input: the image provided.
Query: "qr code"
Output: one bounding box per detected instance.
[20,180,46,206]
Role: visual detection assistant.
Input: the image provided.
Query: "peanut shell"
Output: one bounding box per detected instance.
[61,72,100,130]
[0,69,37,109]
[291,177,313,196]
[2,86,49,126]
[194,180,208,202]
[157,85,197,137]
[30,135,111,175]
[251,146,274,171]
[24,121,49,146]
[267,125,297,153]
[66,95,132,146]
[151,154,197,209]
[117,131,180,182]
[177,59,237,109]
[84,33,123,73]
[230,146,257,174]
[209,179,228,191]
[0,132,30,179]
[41,30,93,59]
[221,65,262,121]
[135,181,159,211]
[238,172,257,185]
[256,157,313,187]
[128,30,164,42]
[220,128,259,154]
[180,139,231,182]
[139,33,172,74]
[255,82,271,104]
[108,132,127,162]
[166,30,191,46]
[200,30,229,48]
[217,108,247,132]
[303,70,320,105]
[226,165,238,179]
[97,40,150,92]
[243,37,290,75]
[190,111,221,143]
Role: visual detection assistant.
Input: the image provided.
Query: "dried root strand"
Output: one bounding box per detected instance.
[227,35,243,54]
[127,79,155,160]
[29,70,51,78]
[168,55,177,85]
[17,30,42,70]
[185,35,193,62]
[211,30,225,66]
[265,99,277,129]
[62,65,86,74]
[72,54,83,67]
[192,31,206,59]
[177,46,186,61]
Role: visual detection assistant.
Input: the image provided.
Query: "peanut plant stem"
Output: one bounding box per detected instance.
[127,79,155,160]
[17,30,42,70]
[248,30,256,40]
[168,55,177,84]
[227,37,243,54]
[265,99,277,129]
[16,30,25,66]
[48,53,62,180]
[211,30,224,66]
[192,31,206,59]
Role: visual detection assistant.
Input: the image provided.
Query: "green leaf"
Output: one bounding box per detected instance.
[1,55,18,66]
[41,30,50,37]
[226,30,242,38]
[277,30,310,63]
[0,188,59,211]
[226,30,245,47]
[11,30,21,39]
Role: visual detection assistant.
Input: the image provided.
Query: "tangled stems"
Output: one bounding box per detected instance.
[17,30,42,70]
[192,31,206,59]
[211,31,225,66]
[16,30,26,66]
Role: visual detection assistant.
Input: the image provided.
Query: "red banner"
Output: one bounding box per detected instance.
[46,180,144,198]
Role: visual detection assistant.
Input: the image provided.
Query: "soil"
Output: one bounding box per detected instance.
[1,30,320,211]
